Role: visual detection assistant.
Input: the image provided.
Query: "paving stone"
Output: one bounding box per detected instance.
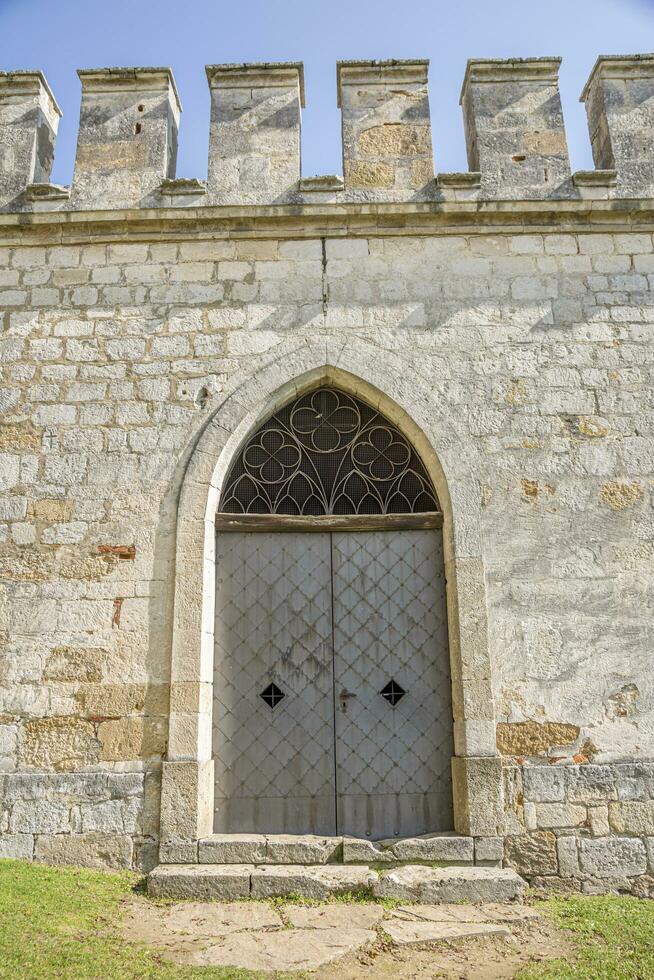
[389,903,539,926]
[122,900,282,946]
[250,864,375,899]
[147,864,253,900]
[372,866,526,904]
[165,900,281,934]
[479,904,541,926]
[188,927,377,971]
[384,919,510,946]
[389,904,490,924]
[198,834,266,864]
[286,903,384,930]
[264,834,342,864]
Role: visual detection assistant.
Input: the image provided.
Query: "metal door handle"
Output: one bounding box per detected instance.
[339,689,357,713]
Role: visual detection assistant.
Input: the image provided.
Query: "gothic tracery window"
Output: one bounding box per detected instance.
[220,387,440,516]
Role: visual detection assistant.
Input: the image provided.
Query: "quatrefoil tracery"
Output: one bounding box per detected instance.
[220,387,440,516]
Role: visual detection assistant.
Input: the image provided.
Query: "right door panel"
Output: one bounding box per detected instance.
[331,529,454,839]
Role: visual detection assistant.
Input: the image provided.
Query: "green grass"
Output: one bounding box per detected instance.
[266,888,403,909]
[0,859,261,980]
[1,859,653,980]
[520,895,654,980]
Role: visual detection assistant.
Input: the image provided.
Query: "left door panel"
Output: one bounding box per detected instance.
[213,532,336,834]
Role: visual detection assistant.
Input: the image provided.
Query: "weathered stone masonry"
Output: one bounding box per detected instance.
[0,55,653,893]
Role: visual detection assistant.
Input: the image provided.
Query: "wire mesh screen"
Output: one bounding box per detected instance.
[220,388,440,516]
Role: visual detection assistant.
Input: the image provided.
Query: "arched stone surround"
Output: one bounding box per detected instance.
[159,336,503,849]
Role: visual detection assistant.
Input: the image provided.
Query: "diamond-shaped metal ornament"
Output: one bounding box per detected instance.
[260,682,286,709]
[380,679,406,707]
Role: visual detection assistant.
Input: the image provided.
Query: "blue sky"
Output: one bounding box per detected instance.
[2,0,654,185]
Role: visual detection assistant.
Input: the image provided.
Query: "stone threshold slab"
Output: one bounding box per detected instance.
[161,832,477,866]
[148,863,526,903]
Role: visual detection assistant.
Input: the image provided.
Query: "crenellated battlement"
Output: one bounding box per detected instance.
[1,53,654,213]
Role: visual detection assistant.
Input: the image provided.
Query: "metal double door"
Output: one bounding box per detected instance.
[213,529,453,839]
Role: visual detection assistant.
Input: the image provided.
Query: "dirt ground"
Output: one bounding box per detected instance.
[313,921,570,979]
[121,897,573,978]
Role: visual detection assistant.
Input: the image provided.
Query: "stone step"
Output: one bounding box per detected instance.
[372,865,527,904]
[162,832,478,866]
[148,863,526,903]
[343,833,475,865]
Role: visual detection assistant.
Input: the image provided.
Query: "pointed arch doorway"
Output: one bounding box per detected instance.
[212,386,454,839]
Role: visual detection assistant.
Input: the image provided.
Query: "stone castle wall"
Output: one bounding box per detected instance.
[0,54,653,892]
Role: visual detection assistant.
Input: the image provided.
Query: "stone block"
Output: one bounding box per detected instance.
[372,866,526,904]
[43,646,103,683]
[452,756,504,836]
[9,800,71,835]
[198,834,266,864]
[250,865,375,900]
[565,766,618,804]
[646,837,654,873]
[608,801,654,834]
[342,834,473,865]
[588,806,610,837]
[521,766,566,802]
[21,717,100,772]
[556,836,581,878]
[0,834,34,859]
[148,864,253,900]
[75,798,141,835]
[534,803,587,829]
[77,683,169,718]
[474,837,504,864]
[158,840,198,864]
[135,840,159,873]
[581,876,633,896]
[34,832,133,869]
[97,717,166,762]
[160,761,213,843]
[504,832,558,877]
[392,834,474,864]
[263,834,341,865]
[578,838,647,878]
[496,722,579,758]
[523,803,537,832]
[342,837,394,864]
[632,875,654,899]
